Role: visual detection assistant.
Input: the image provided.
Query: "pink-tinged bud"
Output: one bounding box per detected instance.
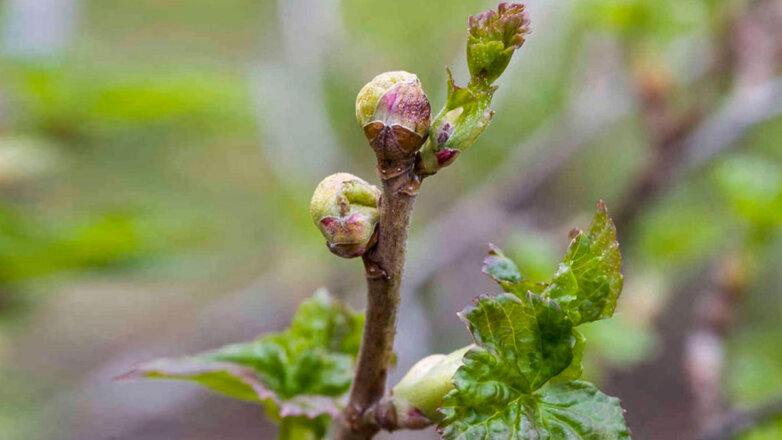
[356,71,431,161]
[310,173,381,258]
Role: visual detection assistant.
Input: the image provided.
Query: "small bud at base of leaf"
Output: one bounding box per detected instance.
[392,346,472,421]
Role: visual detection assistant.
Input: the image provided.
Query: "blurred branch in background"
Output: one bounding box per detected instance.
[686,256,749,433]
[607,0,782,437]
[616,0,782,233]
[698,396,782,440]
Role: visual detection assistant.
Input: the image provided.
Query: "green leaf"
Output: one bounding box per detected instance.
[440,379,630,439]
[439,202,628,439]
[455,292,574,395]
[535,381,631,439]
[551,329,586,383]
[542,201,623,325]
[482,243,548,296]
[119,289,363,429]
[483,243,522,283]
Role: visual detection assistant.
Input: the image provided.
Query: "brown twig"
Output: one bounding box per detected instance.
[336,158,420,439]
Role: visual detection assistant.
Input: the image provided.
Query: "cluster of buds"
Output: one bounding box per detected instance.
[356,71,431,167]
[310,173,381,258]
[311,4,530,258]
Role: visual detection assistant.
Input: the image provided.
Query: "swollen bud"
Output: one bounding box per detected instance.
[467,2,530,84]
[391,345,472,421]
[356,71,431,161]
[310,173,381,259]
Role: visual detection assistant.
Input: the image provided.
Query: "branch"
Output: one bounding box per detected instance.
[685,256,748,431]
[336,160,420,439]
[697,397,782,440]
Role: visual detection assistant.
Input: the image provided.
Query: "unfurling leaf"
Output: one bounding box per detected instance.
[542,200,623,325]
[482,243,548,296]
[119,290,364,436]
[483,201,623,325]
[482,243,522,283]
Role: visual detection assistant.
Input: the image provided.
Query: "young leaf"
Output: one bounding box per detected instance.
[118,290,363,428]
[439,202,628,439]
[482,243,548,296]
[542,201,623,325]
[482,243,522,283]
[439,291,574,436]
[440,306,629,440]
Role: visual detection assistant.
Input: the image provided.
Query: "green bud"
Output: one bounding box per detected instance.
[417,70,495,175]
[310,173,381,259]
[356,71,431,161]
[467,2,530,84]
[391,345,472,421]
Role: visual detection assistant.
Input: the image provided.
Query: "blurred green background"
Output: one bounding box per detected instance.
[0,0,780,439]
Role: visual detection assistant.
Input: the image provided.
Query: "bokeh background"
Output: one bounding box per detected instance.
[0,0,781,439]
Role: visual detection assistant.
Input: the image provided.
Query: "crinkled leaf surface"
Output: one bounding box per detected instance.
[440,380,629,440]
[119,290,363,424]
[440,292,574,435]
[536,381,631,439]
[456,293,574,393]
[542,201,623,325]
